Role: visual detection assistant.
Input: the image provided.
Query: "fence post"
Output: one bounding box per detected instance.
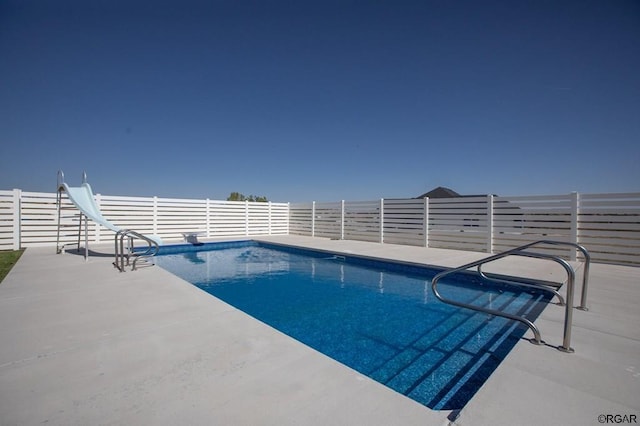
[286,202,290,235]
[206,198,211,238]
[95,193,101,243]
[379,198,384,244]
[12,189,21,250]
[311,201,315,237]
[340,200,345,240]
[245,200,249,236]
[268,201,272,235]
[153,196,158,235]
[423,197,429,247]
[487,194,494,253]
[570,192,579,261]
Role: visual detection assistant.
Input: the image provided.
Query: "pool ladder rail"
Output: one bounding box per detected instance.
[113,229,160,272]
[431,240,590,354]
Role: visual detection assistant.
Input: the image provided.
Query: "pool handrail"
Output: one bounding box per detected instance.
[506,240,591,311]
[431,240,590,353]
[475,267,566,306]
[114,229,160,272]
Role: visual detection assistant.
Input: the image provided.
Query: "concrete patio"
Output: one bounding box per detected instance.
[0,236,638,425]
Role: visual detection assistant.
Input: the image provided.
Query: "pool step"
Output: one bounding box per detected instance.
[373,289,537,408]
[368,292,496,383]
[427,292,549,410]
[369,289,496,383]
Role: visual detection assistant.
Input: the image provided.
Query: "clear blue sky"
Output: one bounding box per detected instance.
[1,0,639,202]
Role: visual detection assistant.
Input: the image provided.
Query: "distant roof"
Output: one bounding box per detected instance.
[416,186,493,199]
[416,186,461,199]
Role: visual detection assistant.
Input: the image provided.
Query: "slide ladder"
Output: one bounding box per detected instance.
[56,170,161,271]
[431,240,590,353]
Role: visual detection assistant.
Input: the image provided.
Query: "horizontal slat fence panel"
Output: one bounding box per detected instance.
[4,190,288,248]
[428,197,490,252]
[290,192,640,266]
[99,194,156,241]
[209,200,247,237]
[289,203,313,235]
[157,197,208,240]
[4,187,639,266]
[247,202,271,236]
[578,193,640,265]
[383,198,425,246]
[269,203,290,235]
[0,190,18,250]
[22,191,72,246]
[314,202,342,239]
[343,200,380,242]
[492,194,574,257]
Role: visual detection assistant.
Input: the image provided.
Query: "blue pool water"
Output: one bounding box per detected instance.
[154,241,551,410]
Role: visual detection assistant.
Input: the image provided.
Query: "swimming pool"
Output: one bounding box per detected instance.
[154,241,552,410]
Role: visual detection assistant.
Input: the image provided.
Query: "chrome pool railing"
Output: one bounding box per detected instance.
[508,240,591,311]
[114,229,160,272]
[431,240,591,353]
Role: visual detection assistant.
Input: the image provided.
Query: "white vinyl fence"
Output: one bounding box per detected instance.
[290,193,640,266]
[0,189,288,250]
[2,189,639,266]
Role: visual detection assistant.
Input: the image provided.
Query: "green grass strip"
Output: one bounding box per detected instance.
[0,249,24,283]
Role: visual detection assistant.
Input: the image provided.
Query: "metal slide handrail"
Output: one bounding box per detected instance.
[57,170,65,188]
[114,229,160,272]
[56,170,66,254]
[431,240,591,353]
[56,170,90,259]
